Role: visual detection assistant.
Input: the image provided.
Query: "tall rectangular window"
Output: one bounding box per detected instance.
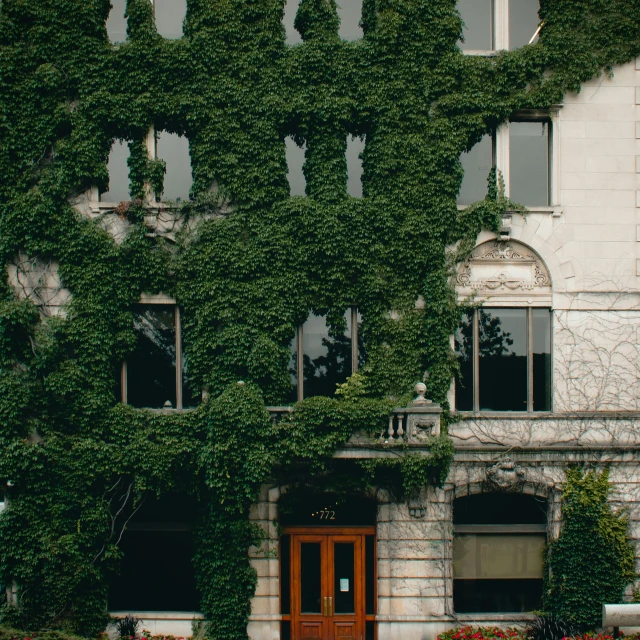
[346,135,364,198]
[509,120,550,207]
[122,304,199,410]
[101,139,130,202]
[458,0,493,51]
[155,131,192,202]
[337,0,363,41]
[458,133,493,205]
[154,0,186,39]
[455,307,551,412]
[285,136,306,196]
[282,0,303,44]
[509,0,540,49]
[106,0,127,43]
[289,308,363,402]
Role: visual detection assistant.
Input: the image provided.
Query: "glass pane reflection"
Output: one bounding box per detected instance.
[102,140,130,202]
[337,0,363,41]
[509,0,540,49]
[454,310,474,411]
[478,309,527,411]
[532,309,551,411]
[154,0,186,39]
[334,543,355,614]
[458,0,492,51]
[458,134,492,205]
[106,0,127,43]
[128,305,176,408]
[283,0,303,44]
[509,121,549,207]
[346,135,364,198]
[303,312,352,398]
[285,137,306,196]
[156,131,192,202]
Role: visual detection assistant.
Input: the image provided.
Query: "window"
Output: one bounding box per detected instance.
[121,302,199,409]
[455,307,551,412]
[509,0,540,49]
[457,133,494,205]
[282,0,303,44]
[346,135,364,198]
[509,119,550,207]
[155,131,192,202]
[285,136,306,196]
[106,0,127,43]
[109,493,200,612]
[101,139,130,203]
[457,0,540,52]
[458,0,493,51]
[289,309,364,402]
[153,0,186,40]
[337,0,363,41]
[453,493,546,613]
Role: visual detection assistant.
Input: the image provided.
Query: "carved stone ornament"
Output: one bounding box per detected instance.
[407,416,440,442]
[484,456,526,492]
[456,240,551,294]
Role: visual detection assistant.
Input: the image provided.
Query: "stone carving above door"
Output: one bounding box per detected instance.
[456,240,552,304]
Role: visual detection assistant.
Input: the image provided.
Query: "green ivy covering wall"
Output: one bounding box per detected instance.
[0,0,639,637]
[544,468,636,629]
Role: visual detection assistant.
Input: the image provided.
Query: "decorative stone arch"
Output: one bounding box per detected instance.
[455,238,552,307]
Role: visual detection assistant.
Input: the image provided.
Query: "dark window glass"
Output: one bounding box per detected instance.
[478,308,527,411]
[346,135,364,198]
[182,355,201,408]
[458,0,492,51]
[365,535,375,615]
[509,0,540,49]
[156,132,192,202]
[281,621,291,640]
[366,621,375,640]
[108,493,199,611]
[334,543,355,614]
[532,309,551,411]
[458,134,493,205]
[283,0,303,44]
[281,535,291,614]
[454,578,543,613]
[454,310,474,411]
[101,140,130,202]
[128,305,176,408]
[300,543,322,613]
[337,0,363,41]
[154,0,186,39]
[285,137,306,196]
[509,121,549,207]
[454,493,547,525]
[106,0,127,43]
[302,312,352,398]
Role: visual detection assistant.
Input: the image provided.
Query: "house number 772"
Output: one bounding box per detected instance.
[319,510,336,519]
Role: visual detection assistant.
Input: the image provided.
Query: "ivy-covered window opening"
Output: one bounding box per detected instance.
[285,136,307,196]
[105,0,127,44]
[453,492,547,613]
[455,307,551,412]
[155,130,192,203]
[282,0,303,44]
[153,0,186,40]
[101,139,131,203]
[346,135,364,198]
[108,493,200,613]
[509,0,541,49]
[121,299,199,410]
[457,133,494,205]
[508,118,551,207]
[289,308,363,402]
[337,0,364,41]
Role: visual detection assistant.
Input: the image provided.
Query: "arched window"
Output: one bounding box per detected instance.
[453,492,547,613]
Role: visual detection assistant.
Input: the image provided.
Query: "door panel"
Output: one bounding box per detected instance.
[290,530,370,640]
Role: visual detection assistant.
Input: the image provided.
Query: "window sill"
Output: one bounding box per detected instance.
[110,611,204,620]
[454,613,536,621]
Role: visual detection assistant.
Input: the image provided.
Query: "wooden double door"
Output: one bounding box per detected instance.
[287,528,374,640]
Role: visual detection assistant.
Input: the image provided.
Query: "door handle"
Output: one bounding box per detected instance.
[328,596,333,616]
[323,596,328,616]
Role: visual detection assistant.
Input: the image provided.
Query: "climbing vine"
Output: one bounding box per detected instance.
[0,0,639,637]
